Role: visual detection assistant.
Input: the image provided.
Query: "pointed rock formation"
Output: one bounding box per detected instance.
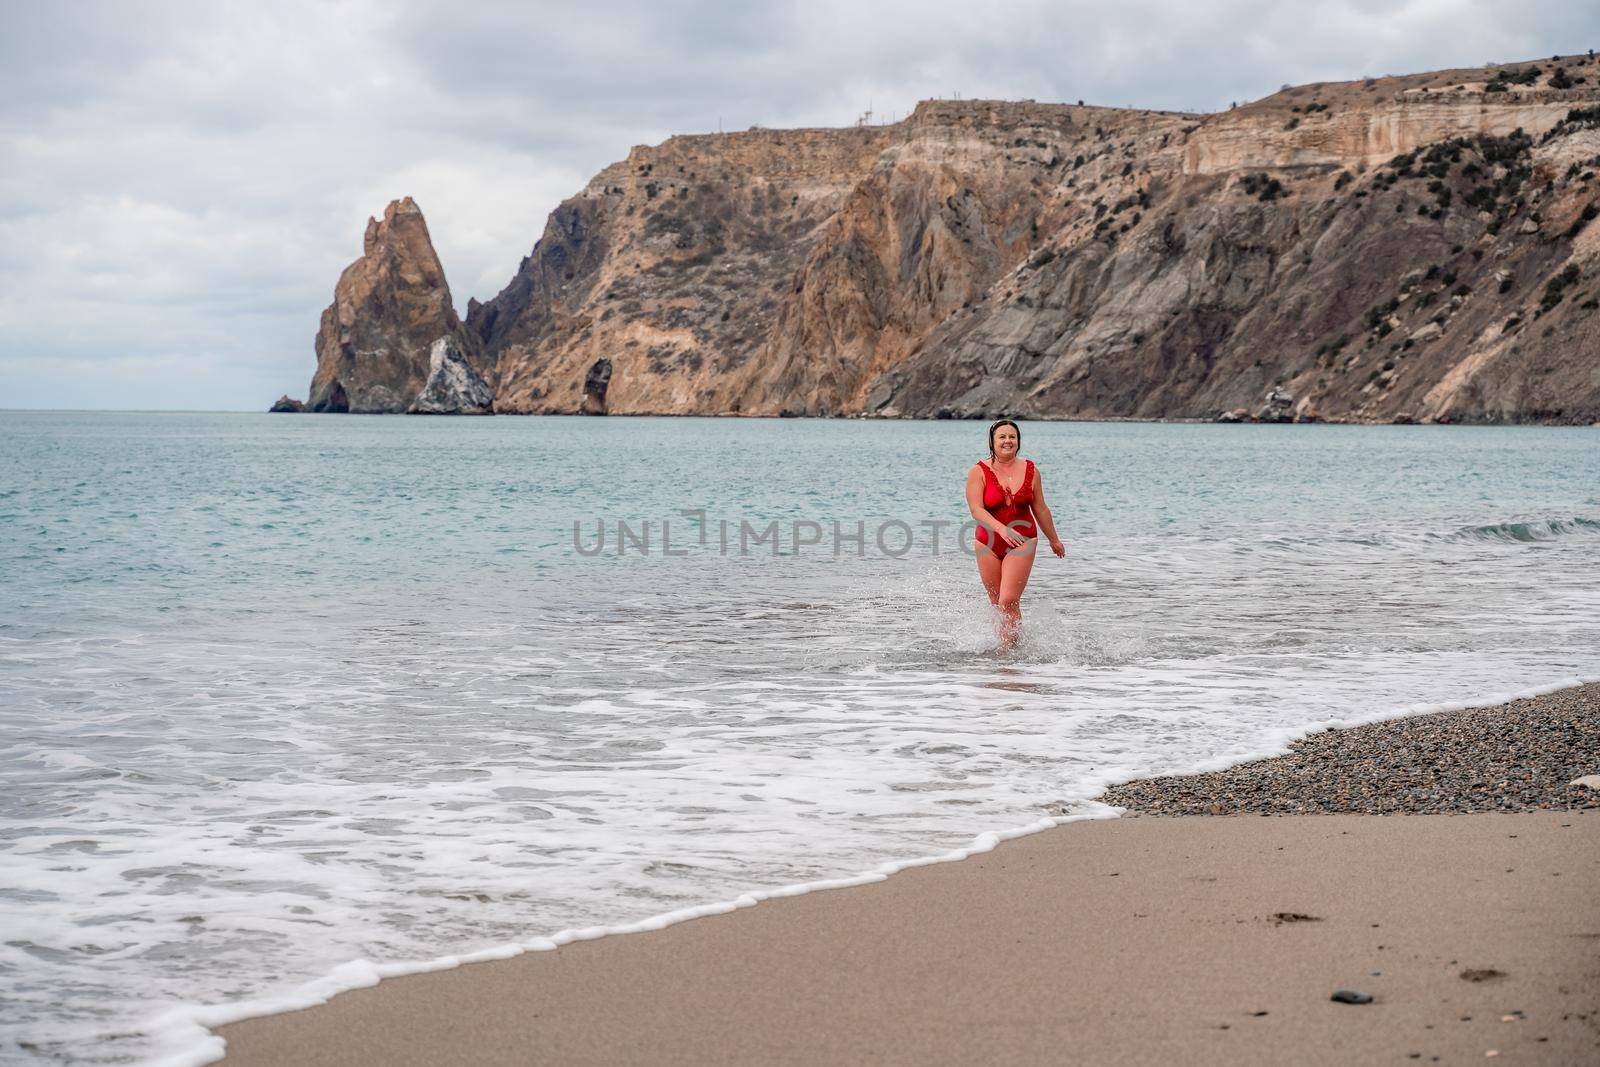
[308,197,492,414]
[268,395,305,413]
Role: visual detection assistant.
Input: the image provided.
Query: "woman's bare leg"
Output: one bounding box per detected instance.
[996,540,1038,647]
[976,543,1003,606]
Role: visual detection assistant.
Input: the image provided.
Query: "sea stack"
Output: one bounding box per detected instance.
[307,197,493,414]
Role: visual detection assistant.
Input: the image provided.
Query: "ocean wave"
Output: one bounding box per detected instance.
[1449,517,1600,543]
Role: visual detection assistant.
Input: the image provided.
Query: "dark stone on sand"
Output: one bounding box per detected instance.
[1331,989,1373,1004]
[1459,968,1506,982]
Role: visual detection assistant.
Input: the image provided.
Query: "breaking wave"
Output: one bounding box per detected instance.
[1450,517,1600,543]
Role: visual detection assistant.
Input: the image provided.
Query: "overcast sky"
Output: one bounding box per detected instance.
[2,1,1596,410]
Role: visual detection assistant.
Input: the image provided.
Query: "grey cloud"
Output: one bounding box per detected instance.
[1,0,1597,409]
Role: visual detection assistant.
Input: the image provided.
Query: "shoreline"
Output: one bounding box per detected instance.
[200,684,1600,1067]
[213,813,1599,1066]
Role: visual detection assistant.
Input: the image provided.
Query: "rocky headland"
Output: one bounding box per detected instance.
[289,56,1600,423]
[305,197,493,415]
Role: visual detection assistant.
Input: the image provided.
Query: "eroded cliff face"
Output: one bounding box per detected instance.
[881,79,1600,424]
[735,102,1189,417]
[317,55,1600,423]
[308,197,491,414]
[466,100,1205,417]
[469,126,899,414]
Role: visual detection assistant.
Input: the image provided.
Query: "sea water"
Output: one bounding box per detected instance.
[1,412,1597,1064]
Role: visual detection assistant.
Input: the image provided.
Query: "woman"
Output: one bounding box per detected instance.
[965,419,1065,647]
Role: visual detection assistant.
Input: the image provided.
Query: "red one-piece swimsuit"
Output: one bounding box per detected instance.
[975,459,1036,559]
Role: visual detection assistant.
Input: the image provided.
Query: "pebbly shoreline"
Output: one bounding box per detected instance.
[215,682,1600,1066]
[1100,682,1600,816]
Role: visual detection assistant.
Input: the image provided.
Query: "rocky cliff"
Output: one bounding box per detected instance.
[308,56,1600,423]
[307,197,492,414]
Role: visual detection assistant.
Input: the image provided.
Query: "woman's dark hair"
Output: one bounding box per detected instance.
[988,419,1020,459]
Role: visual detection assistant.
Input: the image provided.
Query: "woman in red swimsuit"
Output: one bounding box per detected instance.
[965,419,1065,647]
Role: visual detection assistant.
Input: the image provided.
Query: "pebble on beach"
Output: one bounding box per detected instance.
[1098,684,1600,816]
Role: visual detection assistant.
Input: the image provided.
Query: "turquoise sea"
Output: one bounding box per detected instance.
[2,413,1598,1064]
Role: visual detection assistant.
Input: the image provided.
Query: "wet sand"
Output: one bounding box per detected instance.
[216,688,1600,1065]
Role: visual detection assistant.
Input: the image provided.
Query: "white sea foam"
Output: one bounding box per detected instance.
[135,676,1595,1067]
[1,414,1597,1064]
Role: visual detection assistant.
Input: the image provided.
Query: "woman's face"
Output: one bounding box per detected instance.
[992,425,1019,458]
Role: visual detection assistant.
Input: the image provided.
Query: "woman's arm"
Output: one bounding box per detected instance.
[966,465,1025,547]
[1031,467,1066,558]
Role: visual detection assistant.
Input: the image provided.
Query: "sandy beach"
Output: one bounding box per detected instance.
[215,686,1600,1065]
